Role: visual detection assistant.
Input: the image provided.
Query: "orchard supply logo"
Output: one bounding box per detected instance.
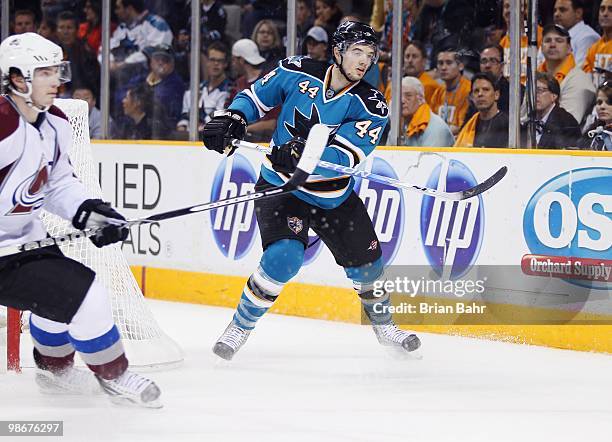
[355,157,404,266]
[523,167,612,289]
[420,160,484,279]
[210,153,258,260]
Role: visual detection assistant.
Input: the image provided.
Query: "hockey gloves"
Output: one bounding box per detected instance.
[268,137,306,174]
[201,109,248,155]
[73,199,129,248]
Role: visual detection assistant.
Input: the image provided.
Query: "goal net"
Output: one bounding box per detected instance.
[1,99,183,371]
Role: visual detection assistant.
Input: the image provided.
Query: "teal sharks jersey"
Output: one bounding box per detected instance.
[229,56,389,209]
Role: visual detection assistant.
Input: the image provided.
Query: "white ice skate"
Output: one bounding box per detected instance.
[96,371,162,409]
[35,366,102,395]
[372,322,421,356]
[213,321,251,361]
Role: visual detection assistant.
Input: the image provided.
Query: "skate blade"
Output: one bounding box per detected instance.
[108,395,163,409]
[212,342,235,361]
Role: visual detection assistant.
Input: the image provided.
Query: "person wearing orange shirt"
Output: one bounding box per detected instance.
[430,48,471,135]
[583,0,612,85]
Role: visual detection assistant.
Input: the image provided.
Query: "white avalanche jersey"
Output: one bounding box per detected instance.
[0,97,89,248]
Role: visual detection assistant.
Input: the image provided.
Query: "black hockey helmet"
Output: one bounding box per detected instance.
[332,21,379,63]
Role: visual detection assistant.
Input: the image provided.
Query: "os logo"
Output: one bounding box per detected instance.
[523,167,612,289]
[210,153,258,260]
[420,160,484,279]
[355,157,404,265]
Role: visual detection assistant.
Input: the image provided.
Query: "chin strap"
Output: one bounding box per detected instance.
[8,83,49,113]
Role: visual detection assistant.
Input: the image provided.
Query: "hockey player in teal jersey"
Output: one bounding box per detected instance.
[202,21,421,360]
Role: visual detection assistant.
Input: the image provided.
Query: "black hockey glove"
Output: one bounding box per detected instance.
[73,199,129,248]
[268,137,306,174]
[201,109,248,155]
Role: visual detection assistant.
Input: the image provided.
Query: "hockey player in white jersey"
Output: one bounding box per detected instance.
[0,33,161,408]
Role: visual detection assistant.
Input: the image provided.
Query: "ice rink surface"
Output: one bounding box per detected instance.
[1,299,612,442]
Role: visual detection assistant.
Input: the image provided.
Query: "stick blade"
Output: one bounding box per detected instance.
[460,166,508,200]
[287,124,329,187]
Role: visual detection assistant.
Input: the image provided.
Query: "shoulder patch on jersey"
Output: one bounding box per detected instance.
[0,97,20,142]
[280,56,328,80]
[47,105,69,121]
[352,84,389,118]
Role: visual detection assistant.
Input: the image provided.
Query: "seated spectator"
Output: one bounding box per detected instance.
[314,0,343,41]
[228,39,279,141]
[109,0,173,82]
[401,76,454,147]
[430,48,472,135]
[296,0,315,52]
[579,82,612,150]
[113,84,171,139]
[583,0,612,84]
[38,17,58,43]
[173,29,191,83]
[79,0,117,56]
[553,0,599,68]
[539,24,595,123]
[252,20,284,72]
[13,9,37,34]
[523,73,581,148]
[241,0,287,39]
[187,0,226,50]
[500,0,543,82]
[72,86,108,139]
[56,11,100,97]
[455,73,509,148]
[304,26,329,63]
[385,40,442,107]
[177,41,232,132]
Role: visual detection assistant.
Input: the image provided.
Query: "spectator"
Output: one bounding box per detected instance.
[385,40,442,107]
[579,82,612,150]
[539,24,595,123]
[252,20,284,72]
[114,84,170,139]
[455,73,509,148]
[430,48,472,135]
[500,0,543,81]
[553,0,600,67]
[296,0,315,52]
[523,73,581,148]
[378,0,417,63]
[241,0,287,39]
[56,11,101,97]
[228,39,279,141]
[13,9,37,34]
[177,41,232,132]
[173,29,191,83]
[38,17,58,43]
[401,76,454,147]
[109,0,173,79]
[73,86,107,139]
[41,0,73,21]
[79,0,117,56]
[583,0,612,83]
[304,26,329,62]
[186,0,226,50]
[314,0,343,40]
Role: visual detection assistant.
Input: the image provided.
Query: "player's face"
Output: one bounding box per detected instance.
[403,44,425,77]
[595,90,612,124]
[536,80,557,113]
[554,0,581,30]
[479,47,503,79]
[600,0,612,29]
[471,79,498,112]
[31,67,61,108]
[436,52,462,82]
[57,19,77,46]
[14,14,36,34]
[401,86,420,117]
[206,49,228,78]
[340,43,376,82]
[542,33,571,62]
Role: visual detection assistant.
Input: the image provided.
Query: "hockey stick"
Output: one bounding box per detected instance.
[0,125,330,258]
[231,139,508,201]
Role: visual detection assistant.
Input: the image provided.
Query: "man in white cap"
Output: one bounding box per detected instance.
[304,25,330,62]
[228,38,278,139]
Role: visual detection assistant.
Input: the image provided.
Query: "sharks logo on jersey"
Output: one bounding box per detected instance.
[365,90,388,117]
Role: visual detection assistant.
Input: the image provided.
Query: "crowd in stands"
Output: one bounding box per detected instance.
[5,0,612,150]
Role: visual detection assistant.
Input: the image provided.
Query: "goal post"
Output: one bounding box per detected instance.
[1,98,183,371]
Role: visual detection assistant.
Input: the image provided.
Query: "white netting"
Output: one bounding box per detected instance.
[33,98,183,369]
